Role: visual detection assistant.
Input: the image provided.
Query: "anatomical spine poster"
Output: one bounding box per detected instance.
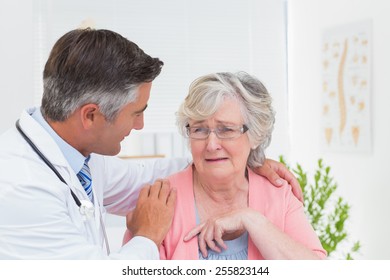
[321,20,372,152]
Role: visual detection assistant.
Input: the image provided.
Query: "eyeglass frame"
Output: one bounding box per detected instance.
[185,124,249,140]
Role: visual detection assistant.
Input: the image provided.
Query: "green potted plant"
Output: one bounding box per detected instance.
[279,156,361,259]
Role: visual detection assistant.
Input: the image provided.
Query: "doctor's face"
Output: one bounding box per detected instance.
[92,82,151,156]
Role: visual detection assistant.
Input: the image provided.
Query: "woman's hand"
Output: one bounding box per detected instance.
[185,206,324,259]
[253,158,303,203]
[183,209,253,258]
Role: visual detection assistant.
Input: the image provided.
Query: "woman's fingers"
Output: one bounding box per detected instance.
[185,220,224,257]
[204,225,221,254]
[184,223,204,242]
[198,226,208,258]
[213,227,227,250]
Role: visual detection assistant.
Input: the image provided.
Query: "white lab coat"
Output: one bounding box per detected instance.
[0,108,190,259]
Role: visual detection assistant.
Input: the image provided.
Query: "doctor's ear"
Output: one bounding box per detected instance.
[79,104,101,128]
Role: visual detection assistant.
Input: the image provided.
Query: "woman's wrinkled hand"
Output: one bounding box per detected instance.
[183,208,254,258]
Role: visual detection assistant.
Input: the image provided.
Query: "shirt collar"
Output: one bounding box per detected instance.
[31,107,86,174]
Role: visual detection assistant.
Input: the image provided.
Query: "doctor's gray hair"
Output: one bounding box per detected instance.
[176,72,275,168]
[41,28,163,122]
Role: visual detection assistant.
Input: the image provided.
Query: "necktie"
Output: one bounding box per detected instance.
[77,156,93,202]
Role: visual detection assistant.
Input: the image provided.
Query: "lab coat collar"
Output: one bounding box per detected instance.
[20,107,71,169]
[30,107,85,174]
[20,108,95,203]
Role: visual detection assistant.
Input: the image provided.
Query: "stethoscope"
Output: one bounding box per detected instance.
[15,119,110,255]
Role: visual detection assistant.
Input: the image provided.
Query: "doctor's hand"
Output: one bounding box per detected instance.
[254,158,303,203]
[126,179,176,248]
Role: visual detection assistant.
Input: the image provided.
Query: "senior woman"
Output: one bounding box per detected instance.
[125,72,326,260]
[157,72,326,260]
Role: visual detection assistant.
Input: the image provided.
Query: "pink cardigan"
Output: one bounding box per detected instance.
[159,165,327,260]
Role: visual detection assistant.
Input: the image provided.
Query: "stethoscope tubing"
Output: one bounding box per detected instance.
[15,119,110,255]
[16,120,82,207]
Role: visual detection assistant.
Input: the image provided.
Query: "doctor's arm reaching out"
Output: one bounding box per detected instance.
[164,157,302,201]
[253,159,302,202]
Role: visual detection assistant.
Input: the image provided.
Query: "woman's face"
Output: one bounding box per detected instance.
[189,98,251,182]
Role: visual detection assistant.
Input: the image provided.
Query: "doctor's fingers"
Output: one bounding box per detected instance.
[157,179,172,200]
[138,185,152,201]
[155,180,176,208]
[166,187,177,209]
[138,180,175,207]
[137,179,165,199]
[149,179,171,200]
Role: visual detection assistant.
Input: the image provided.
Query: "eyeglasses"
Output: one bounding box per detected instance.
[185,124,249,140]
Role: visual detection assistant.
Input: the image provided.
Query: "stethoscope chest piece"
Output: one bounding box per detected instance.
[79,200,95,221]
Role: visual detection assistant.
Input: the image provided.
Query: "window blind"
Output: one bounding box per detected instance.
[33,0,289,158]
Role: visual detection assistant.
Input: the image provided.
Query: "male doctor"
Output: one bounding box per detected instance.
[0,28,300,259]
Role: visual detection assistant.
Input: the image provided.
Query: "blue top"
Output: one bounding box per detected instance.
[195,206,248,260]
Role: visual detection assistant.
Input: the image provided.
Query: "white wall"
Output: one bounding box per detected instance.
[0,0,290,254]
[2,0,289,160]
[288,0,390,259]
[0,0,34,132]
[2,0,388,259]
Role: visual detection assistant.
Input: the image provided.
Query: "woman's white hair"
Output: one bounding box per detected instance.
[176,72,275,168]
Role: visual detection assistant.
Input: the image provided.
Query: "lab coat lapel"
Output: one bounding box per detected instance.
[19,109,91,202]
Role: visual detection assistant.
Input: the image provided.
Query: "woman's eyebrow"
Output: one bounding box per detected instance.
[191,120,205,126]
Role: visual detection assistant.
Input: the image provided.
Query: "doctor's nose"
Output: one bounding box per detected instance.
[133,114,144,130]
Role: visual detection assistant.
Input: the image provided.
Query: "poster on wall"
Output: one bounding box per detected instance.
[321,20,372,153]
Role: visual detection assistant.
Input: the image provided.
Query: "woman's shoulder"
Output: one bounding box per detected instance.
[168,164,192,180]
[248,168,293,197]
[167,164,194,194]
[247,168,301,222]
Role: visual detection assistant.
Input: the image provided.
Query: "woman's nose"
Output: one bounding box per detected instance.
[206,132,222,151]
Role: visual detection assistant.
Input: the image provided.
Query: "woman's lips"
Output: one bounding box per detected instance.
[205,157,228,162]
